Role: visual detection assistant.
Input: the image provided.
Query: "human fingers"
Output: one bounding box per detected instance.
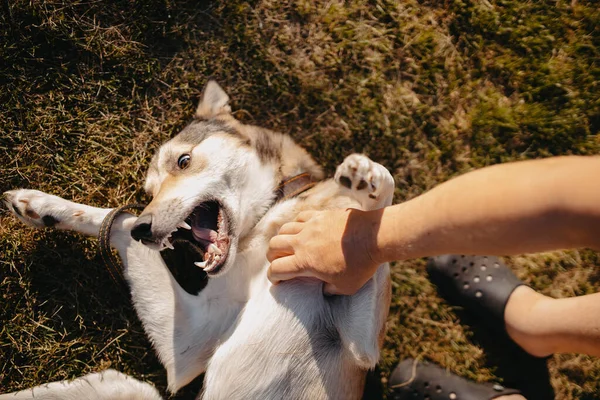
[323,283,341,296]
[267,256,316,284]
[277,221,304,235]
[323,282,357,296]
[267,235,295,262]
[295,210,318,222]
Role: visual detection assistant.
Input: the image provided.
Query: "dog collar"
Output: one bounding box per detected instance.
[275,172,317,202]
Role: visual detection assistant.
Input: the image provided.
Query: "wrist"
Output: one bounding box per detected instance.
[370,196,439,264]
[360,208,387,266]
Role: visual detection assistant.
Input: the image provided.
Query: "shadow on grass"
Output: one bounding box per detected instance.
[1,230,206,398]
[362,365,384,400]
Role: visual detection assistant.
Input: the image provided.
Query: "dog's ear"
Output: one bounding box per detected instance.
[195,80,231,119]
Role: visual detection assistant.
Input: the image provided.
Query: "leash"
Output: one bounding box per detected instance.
[98,203,145,294]
[98,173,317,293]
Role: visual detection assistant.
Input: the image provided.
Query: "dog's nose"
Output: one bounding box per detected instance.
[131,214,154,242]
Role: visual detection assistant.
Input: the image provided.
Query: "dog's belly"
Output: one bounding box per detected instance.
[201,279,365,400]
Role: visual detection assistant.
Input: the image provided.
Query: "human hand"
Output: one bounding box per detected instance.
[267,208,382,295]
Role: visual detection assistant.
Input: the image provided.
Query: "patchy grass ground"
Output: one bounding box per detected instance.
[1,0,599,399]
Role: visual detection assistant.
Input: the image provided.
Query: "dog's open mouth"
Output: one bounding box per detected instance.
[169,200,231,275]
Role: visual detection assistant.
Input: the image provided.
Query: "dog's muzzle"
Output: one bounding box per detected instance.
[131,214,154,242]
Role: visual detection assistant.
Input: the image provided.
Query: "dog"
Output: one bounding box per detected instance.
[1,81,394,400]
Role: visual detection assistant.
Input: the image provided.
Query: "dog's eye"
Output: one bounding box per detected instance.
[178,154,191,169]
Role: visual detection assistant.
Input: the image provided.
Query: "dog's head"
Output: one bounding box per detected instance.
[131,81,322,277]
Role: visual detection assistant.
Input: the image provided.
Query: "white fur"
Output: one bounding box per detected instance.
[2,85,395,400]
[0,369,162,400]
[2,152,394,400]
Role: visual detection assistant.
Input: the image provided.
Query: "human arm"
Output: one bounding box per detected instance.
[267,156,600,295]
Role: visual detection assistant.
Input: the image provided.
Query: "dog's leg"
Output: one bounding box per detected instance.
[330,264,391,369]
[331,154,395,368]
[334,153,395,210]
[0,369,162,400]
[3,189,112,236]
[3,189,241,392]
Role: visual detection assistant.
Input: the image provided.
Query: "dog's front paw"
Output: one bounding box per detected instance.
[3,189,65,228]
[334,154,394,206]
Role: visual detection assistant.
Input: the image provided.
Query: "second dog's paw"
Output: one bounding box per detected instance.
[334,154,394,203]
[3,189,64,228]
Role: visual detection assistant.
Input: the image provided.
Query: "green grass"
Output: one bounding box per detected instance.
[1,0,599,399]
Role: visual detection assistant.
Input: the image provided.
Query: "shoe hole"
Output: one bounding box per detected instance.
[425,396,431,400]
[424,381,429,388]
[475,290,483,298]
[453,273,459,278]
[452,259,457,264]
[494,262,500,268]
[462,266,467,272]
[480,265,486,271]
[412,390,419,397]
[461,255,465,258]
[436,385,442,393]
[469,262,474,266]
[449,393,457,399]
[486,275,493,282]
[463,283,469,289]
[473,276,480,283]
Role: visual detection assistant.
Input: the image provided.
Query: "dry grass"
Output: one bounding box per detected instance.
[1,0,599,399]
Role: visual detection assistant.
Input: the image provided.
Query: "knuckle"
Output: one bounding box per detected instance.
[297,210,314,220]
[288,235,299,247]
[269,259,279,270]
[266,251,275,262]
[269,235,281,246]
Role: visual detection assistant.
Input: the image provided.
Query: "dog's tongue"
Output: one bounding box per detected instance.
[192,226,218,243]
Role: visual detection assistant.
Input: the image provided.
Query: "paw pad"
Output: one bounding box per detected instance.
[3,189,62,228]
[334,154,394,206]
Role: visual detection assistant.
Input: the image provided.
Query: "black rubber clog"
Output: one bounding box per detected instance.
[426,255,524,333]
[389,359,521,400]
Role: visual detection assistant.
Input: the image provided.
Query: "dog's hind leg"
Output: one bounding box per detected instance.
[0,369,163,400]
[330,263,391,369]
[3,189,242,392]
[330,154,394,369]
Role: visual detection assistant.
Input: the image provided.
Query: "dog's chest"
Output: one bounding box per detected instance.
[201,280,347,399]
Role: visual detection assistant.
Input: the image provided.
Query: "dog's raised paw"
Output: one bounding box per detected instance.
[334,154,394,203]
[3,189,64,228]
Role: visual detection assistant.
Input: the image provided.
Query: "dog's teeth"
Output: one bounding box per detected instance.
[178,221,192,230]
[165,241,174,250]
[207,265,216,272]
[208,243,222,255]
[195,260,217,272]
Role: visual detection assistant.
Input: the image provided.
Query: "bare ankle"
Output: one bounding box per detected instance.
[504,286,555,357]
